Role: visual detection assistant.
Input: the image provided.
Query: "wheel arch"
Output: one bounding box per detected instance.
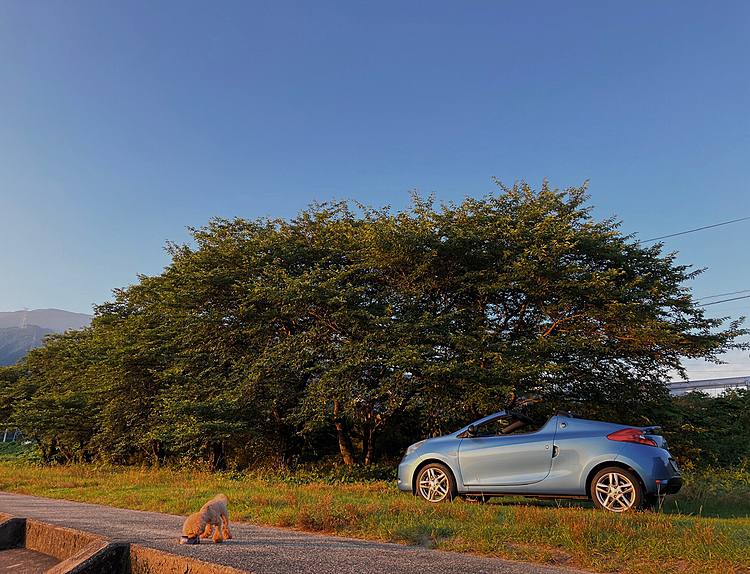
[585,461,647,499]
[411,458,460,495]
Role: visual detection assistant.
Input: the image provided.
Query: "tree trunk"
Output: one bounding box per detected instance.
[364,423,376,465]
[208,440,227,471]
[152,440,165,465]
[41,438,57,463]
[333,399,357,465]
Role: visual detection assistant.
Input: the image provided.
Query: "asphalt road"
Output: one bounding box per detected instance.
[0,492,587,574]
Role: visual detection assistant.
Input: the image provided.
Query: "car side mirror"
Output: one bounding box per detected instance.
[467,424,476,437]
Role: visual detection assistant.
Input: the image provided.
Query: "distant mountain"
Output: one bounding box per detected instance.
[0,325,55,367]
[0,309,93,367]
[0,309,93,332]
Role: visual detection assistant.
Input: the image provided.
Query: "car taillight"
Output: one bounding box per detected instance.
[606,428,658,447]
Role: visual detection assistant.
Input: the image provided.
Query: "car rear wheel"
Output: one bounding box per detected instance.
[416,463,456,503]
[591,467,643,512]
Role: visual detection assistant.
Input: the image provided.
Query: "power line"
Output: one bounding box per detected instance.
[695,289,750,302]
[642,216,750,242]
[698,295,750,307]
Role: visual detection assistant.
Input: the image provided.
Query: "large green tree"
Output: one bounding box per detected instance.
[2,181,745,467]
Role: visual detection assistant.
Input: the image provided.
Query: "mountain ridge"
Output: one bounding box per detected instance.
[0,325,55,367]
[0,309,93,367]
[0,309,93,332]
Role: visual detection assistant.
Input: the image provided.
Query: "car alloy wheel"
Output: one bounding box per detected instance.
[416,463,456,503]
[592,467,643,512]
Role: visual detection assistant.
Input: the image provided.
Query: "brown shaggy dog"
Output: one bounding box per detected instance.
[182,493,233,543]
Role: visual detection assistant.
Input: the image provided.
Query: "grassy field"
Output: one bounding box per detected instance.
[0,462,748,574]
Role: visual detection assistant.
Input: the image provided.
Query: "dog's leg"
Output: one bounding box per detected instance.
[221,512,232,540]
[200,523,212,539]
[212,523,224,543]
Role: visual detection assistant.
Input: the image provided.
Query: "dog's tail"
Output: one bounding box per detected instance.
[214,493,228,502]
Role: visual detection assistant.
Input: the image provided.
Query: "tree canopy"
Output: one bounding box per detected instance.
[1,181,746,468]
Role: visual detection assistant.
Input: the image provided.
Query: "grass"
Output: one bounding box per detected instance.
[669,465,750,519]
[0,462,748,574]
[0,442,23,462]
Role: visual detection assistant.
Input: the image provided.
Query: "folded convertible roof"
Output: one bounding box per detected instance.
[555,410,585,419]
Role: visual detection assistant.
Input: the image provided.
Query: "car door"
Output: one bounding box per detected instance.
[457,416,556,486]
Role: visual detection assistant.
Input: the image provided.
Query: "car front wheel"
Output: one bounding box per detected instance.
[416,463,456,503]
[591,467,643,512]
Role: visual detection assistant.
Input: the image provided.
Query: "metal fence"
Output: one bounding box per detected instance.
[668,376,750,396]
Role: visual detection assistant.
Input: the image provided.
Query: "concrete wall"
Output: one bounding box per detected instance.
[25,518,104,560]
[130,545,248,574]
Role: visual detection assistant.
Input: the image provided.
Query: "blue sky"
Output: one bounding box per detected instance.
[1,1,748,380]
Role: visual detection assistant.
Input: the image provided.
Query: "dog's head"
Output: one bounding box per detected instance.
[182,512,207,538]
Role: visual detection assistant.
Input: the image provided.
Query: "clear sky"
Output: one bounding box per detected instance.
[1,1,748,380]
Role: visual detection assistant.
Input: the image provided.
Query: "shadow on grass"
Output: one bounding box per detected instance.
[472,496,750,519]
[658,499,750,519]
[474,496,593,510]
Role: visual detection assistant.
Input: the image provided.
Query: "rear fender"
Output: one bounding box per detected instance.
[584,460,646,499]
[559,454,626,495]
[614,444,677,494]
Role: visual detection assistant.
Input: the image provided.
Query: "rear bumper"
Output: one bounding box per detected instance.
[615,445,683,496]
[657,475,683,495]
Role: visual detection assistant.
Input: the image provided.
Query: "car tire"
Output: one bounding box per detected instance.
[416,463,456,503]
[591,467,643,512]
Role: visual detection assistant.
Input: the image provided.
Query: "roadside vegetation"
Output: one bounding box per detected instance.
[0,442,22,462]
[0,461,747,574]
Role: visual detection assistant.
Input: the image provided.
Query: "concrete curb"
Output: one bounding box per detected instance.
[0,513,249,574]
[130,545,251,574]
[47,539,128,574]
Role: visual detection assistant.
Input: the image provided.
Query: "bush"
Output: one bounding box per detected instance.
[245,462,398,485]
[672,463,750,517]
[663,389,750,468]
[0,441,24,461]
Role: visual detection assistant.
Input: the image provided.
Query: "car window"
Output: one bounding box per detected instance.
[475,414,538,436]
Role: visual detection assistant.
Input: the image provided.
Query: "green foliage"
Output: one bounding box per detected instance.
[0,442,23,460]
[0,331,101,463]
[245,463,398,485]
[0,181,745,469]
[672,464,750,518]
[0,441,41,463]
[662,389,750,468]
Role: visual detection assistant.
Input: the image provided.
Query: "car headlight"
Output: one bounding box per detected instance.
[405,439,427,457]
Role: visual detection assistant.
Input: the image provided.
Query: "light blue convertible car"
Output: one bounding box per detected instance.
[398,410,683,512]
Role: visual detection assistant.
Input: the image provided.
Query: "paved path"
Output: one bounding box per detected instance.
[0,492,586,574]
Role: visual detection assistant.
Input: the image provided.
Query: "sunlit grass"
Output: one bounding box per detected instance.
[0,463,748,574]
